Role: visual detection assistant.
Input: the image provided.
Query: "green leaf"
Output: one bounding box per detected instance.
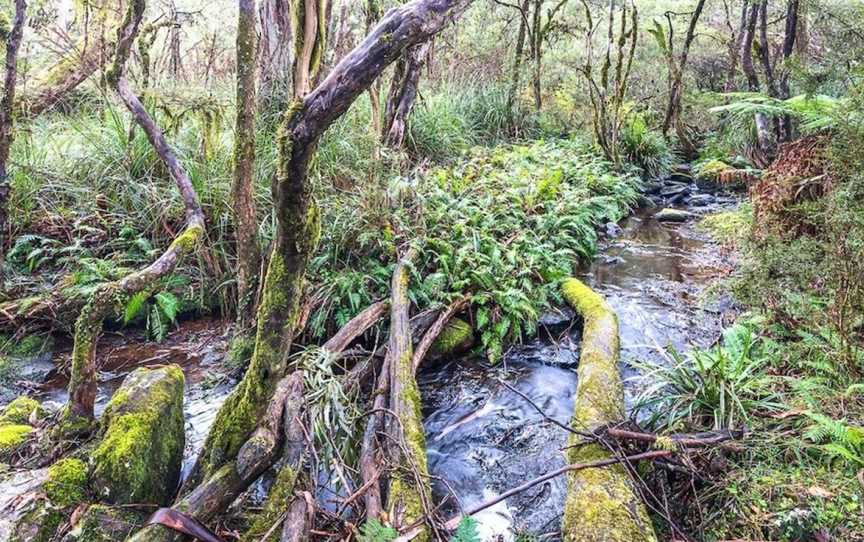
[124,291,149,325]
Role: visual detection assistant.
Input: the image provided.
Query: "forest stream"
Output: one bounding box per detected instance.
[0,176,741,540]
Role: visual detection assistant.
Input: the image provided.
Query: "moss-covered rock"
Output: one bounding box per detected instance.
[90,365,185,506]
[560,278,656,542]
[0,423,33,455]
[61,504,145,542]
[10,501,66,542]
[430,317,474,357]
[45,458,89,508]
[1,396,45,425]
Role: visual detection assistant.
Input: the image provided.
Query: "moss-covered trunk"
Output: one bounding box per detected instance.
[384,252,431,539]
[560,278,656,542]
[0,0,26,288]
[232,0,262,329]
[189,0,479,487]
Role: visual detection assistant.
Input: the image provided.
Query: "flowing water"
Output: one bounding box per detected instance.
[0,178,740,540]
[419,197,739,539]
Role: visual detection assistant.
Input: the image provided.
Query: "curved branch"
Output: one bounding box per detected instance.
[61,0,206,427]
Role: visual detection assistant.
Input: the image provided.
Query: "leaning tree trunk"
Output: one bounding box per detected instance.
[0,0,26,286]
[778,0,800,141]
[187,0,478,489]
[59,0,206,432]
[232,0,262,330]
[383,41,431,148]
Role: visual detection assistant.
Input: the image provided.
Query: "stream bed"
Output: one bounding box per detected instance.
[1,179,740,541]
[419,198,739,539]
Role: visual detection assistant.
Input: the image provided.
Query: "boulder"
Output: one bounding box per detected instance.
[0,397,45,425]
[655,208,696,222]
[687,194,716,207]
[90,366,185,506]
[430,317,475,357]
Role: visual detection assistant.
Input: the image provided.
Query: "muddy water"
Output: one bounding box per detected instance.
[419,203,737,540]
[35,319,237,477]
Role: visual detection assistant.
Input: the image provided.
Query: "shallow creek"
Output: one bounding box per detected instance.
[1,193,738,540]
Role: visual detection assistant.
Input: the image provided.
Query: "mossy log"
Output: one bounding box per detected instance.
[90,366,185,506]
[384,251,431,539]
[127,372,304,542]
[560,278,657,542]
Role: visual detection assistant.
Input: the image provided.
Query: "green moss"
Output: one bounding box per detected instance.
[560,278,656,541]
[430,318,474,356]
[245,465,298,541]
[10,502,66,542]
[45,458,88,507]
[698,204,753,246]
[696,159,731,180]
[1,396,45,425]
[0,423,33,453]
[90,366,185,505]
[169,223,204,253]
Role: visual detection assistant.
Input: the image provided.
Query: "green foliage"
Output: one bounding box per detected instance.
[358,519,397,542]
[618,110,674,178]
[122,289,181,342]
[710,93,845,134]
[634,320,782,431]
[450,517,481,542]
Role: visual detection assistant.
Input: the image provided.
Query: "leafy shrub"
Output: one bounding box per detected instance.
[634,321,782,431]
[619,111,674,179]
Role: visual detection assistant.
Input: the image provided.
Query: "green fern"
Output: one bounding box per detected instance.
[358,519,397,542]
[451,517,481,542]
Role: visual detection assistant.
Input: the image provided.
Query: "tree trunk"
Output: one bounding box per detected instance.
[383,250,431,538]
[506,0,530,126]
[661,0,707,148]
[59,0,206,431]
[531,0,542,110]
[258,0,294,106]
[740,1,773,162]
[366,0,384,145]
[233,0,262,330]
[291,0,328,98]
[383,41,431,148]
[778,0,800,141]
[187,0,478,488]
[0,0,26,286]
[723,0,748,92]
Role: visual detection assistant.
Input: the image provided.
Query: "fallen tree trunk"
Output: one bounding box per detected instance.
[59,0,206,432]
[560,278,657,542]
[411,296,470,373]
[383,250,432,538]
[190,0,478,487]
[383,40,431,148]
[128,372,304,542]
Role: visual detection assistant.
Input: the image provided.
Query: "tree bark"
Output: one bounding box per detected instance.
[258,0,294,106]
[0,0,27,286]
[366,0,384,144]
[60,0,206,429]
[233,0,262,330]
[188,0,478,487]
[383,41,431,148]
[661,0,707,152]
[740,1,773,162]
[778,0,799,141]
[291,0,328,98]
[531,0,542,110]
[506,0,530,125]
[383,250,431,537]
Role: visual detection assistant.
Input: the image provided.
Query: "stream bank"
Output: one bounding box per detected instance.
[0,171,741,541]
